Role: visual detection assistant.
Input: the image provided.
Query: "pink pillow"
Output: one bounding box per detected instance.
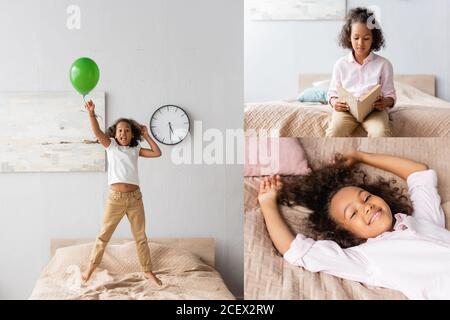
[244,137,311,176]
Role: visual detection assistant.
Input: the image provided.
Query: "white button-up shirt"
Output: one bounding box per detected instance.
[284,170,450,299]
[327,52,397,105]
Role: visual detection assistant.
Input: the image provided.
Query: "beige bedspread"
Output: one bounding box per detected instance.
[30,241,234,300]
[244,138,450,299]
[244,83,450,137]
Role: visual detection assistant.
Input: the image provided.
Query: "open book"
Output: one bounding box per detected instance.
[337,84,381,122]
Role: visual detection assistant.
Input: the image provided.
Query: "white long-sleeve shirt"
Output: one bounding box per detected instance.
[284,170,450,299]
[327,52,397,105]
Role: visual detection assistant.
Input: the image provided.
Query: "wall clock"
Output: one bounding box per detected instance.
[149,105,190,145]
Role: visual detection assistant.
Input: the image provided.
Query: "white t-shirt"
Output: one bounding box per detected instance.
[283,170,450,299]
[106,138,141,186]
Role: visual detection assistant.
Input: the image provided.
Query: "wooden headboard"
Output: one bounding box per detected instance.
[51,237,215,267]
[299,74,436,96]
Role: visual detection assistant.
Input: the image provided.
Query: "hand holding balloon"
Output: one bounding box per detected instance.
[70,57,103,120]
[84,99,95,116]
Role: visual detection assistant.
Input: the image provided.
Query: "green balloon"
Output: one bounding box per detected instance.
[69,57,100,96]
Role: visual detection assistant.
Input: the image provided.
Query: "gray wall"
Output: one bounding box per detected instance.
[245,0,450,102]
[0,0,243,299]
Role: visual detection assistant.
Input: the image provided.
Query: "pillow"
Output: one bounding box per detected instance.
[312,79,331,88]
[296,87,328,103]
[244,137,311,176]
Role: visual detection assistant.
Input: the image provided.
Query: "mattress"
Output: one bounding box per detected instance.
[30,241,235,300]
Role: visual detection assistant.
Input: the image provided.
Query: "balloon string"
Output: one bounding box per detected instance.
[82,95,103,121]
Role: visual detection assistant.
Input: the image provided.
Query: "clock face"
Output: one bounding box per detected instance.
[149,105,190,145]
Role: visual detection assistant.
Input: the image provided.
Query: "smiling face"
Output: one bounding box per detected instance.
[350,22,373,60]
[115,121,133,146]
[329,186,393,239]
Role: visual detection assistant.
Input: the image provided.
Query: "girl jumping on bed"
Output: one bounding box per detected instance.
[258,151,450,299]
[327,7,396,137]
[81,100,162,287]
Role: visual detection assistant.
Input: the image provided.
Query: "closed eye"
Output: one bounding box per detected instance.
[350,211,356,219]
[365,195,372,202]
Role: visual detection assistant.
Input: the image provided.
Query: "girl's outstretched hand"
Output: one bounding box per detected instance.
[332,149,362,167]
[84,99,95,114]
[258,175,283,206]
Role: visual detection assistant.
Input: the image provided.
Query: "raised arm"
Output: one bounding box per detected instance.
[85,100,110,148]
[258,175,295,255]
[344,150,428,180]
[139,125,162,158]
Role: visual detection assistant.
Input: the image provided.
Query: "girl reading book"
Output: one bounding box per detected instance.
[326,7,396,137]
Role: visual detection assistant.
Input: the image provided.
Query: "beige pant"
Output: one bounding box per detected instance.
[326,110,392,137]
[89,188,152,272]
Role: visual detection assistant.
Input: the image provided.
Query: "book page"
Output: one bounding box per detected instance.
[337,85,357,112]
[356,85,381,122]
[337,85,381,122]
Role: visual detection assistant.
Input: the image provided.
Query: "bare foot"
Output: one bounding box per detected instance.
[144,271,162,287]
[81,263,97,283]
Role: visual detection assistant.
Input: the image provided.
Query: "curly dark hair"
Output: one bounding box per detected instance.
[278,163,412,248]
[107,118,143,147]
[339,7,385,52]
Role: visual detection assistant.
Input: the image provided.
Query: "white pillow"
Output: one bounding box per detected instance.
[312,79,331,88]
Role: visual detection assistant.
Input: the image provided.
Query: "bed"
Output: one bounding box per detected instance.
[30,238,235,300]
[244,75,450,137]
[244,138,450,299]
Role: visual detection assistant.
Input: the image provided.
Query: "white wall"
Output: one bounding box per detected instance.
[245,0,450,102]
[0,0,243,299]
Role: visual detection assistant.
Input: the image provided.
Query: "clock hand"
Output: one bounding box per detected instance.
[168,122,174,134]
[168,123,172,143]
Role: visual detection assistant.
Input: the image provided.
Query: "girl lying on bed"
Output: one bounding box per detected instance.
[258,151,450,299]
